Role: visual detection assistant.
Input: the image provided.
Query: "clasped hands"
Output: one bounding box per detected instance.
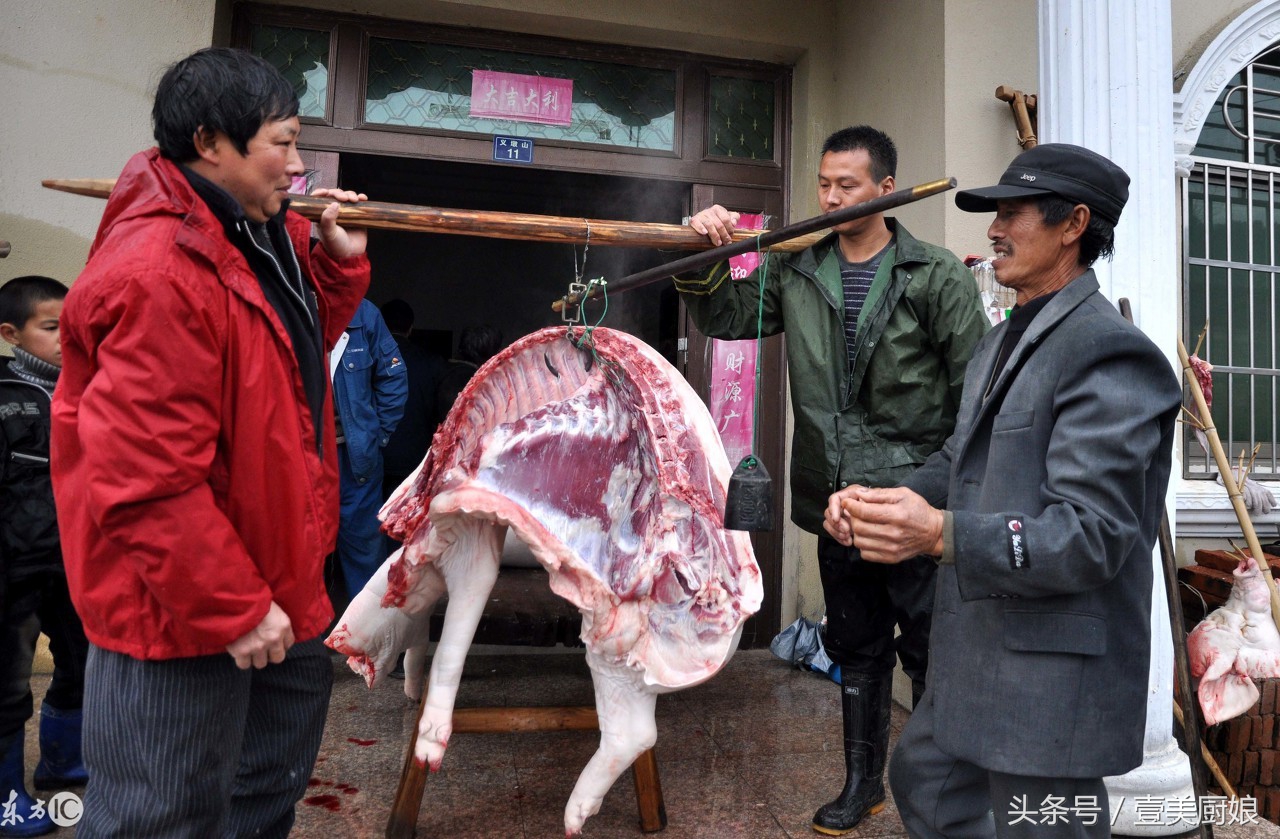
[823,485,945,563]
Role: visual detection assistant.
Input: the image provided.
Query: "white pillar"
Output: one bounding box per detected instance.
[1038,1,1195,834]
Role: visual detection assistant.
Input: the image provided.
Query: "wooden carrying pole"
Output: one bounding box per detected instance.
[42,176,823,254]
[1178,336,1280,632]
[552,176,957,312]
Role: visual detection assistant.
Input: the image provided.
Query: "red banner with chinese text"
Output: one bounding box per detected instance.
[470,70,573,126]
[709,213,767,465]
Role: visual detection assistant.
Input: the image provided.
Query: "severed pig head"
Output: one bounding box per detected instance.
[1188,556,1280,725]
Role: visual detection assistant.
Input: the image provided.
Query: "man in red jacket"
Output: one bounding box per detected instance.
[51,47,370,837]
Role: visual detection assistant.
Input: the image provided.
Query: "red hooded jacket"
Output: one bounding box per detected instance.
[52,149,369,659]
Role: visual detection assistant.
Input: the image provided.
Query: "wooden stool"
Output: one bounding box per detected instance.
[384,568,668,837]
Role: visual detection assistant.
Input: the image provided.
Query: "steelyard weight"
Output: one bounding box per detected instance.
[723,456,773,532]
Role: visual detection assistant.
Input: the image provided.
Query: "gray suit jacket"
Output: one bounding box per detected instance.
[901,270,1181,778]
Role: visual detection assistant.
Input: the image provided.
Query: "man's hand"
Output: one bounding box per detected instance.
[823,484,868,546]
[311,187,369,259]
[226,601,295,669]
[841,486,945,564]
[688,204,741,246]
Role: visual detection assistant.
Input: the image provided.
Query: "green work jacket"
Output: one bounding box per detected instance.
[676,219,989,534]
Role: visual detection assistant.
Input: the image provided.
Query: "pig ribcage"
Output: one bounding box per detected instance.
[329,327,761,836]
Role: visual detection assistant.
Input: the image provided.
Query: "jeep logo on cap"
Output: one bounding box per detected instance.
[1020,174,1037,182]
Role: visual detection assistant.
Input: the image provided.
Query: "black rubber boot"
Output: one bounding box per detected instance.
[811,670,893,836]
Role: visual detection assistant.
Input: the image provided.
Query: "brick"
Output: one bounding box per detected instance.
[1254,716,1274,749]
[1263,680,1277,716]
[1228,751,1243,784]
[1261,748,1278,785]
[1178,564,1235,606]
[1244,750,1260,785]
[1267,787,1280,822]
[1193,547,1280,572]
[1227,718,1254,754]
[1194,549,1246,573]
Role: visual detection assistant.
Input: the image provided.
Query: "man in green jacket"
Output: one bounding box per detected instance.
[678,125,988,836]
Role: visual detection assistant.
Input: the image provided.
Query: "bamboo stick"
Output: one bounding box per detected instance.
[41,177,823,253]
[1178,337,1280,633]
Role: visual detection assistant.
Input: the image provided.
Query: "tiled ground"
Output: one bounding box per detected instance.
[23,646,1280,838]
[291,649,909,839]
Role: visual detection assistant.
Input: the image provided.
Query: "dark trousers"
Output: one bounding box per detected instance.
[816,534,935,681]
[77,636,333,839]
[890,687,1110,838]
[0,569,89,739]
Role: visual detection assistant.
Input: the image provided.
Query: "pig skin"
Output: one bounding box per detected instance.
[328,326,762,835]
[1188,556,1280,725]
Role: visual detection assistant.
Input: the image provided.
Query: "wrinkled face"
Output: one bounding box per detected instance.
[987,198,1068,291]
[817,149,893,235]
[1,299,63,368]
[212,116,305,223]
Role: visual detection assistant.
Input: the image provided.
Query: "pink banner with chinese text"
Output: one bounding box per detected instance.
[710,213,767,465]
[470,70,573,126]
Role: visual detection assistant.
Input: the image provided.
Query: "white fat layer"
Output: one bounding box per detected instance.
[415,518,503,770]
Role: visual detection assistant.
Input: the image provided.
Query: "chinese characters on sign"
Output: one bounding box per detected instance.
[709,213,768,465]
[493,136,534,164]
[2,789,82,828]
[1002,794,1259,828]
[470,70,573,126]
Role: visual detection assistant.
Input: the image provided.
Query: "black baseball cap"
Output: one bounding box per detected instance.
[954,143,1130,226]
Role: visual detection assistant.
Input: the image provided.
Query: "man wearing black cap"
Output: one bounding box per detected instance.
[824,143,1182,837]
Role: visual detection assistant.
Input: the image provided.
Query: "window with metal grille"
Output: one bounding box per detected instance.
[249,24,331,120]
[1183,46,1280,478]
[364,38,678,151]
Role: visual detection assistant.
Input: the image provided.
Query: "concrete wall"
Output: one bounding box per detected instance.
[1173,0,1261,88]
[0,1,218,285]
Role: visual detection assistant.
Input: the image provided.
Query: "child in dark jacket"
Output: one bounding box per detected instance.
[0,276,88,837]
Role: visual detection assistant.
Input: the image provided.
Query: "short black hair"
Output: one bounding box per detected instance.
[821,126,897,182]
[153,47,299,162]
[0,276,67,328]
[380,298,414,334]
[458,325,503,365]
[1036,195,1117,267]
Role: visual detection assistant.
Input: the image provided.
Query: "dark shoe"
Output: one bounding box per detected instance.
[0,734,55,836]
[389,653,406,680]
[33,705,88,789]
[811,670,893,836]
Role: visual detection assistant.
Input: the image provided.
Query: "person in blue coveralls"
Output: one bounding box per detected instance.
[331,298,407,600]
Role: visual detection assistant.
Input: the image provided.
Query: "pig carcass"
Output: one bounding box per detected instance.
[1188,556,1280,725]
[327,326,762,835]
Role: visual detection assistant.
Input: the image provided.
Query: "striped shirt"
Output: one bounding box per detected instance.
[840,240,893,372]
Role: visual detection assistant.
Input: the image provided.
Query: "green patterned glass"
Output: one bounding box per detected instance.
[364,38,677,151]
[707,75,775,160]
[250,24,330,119]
